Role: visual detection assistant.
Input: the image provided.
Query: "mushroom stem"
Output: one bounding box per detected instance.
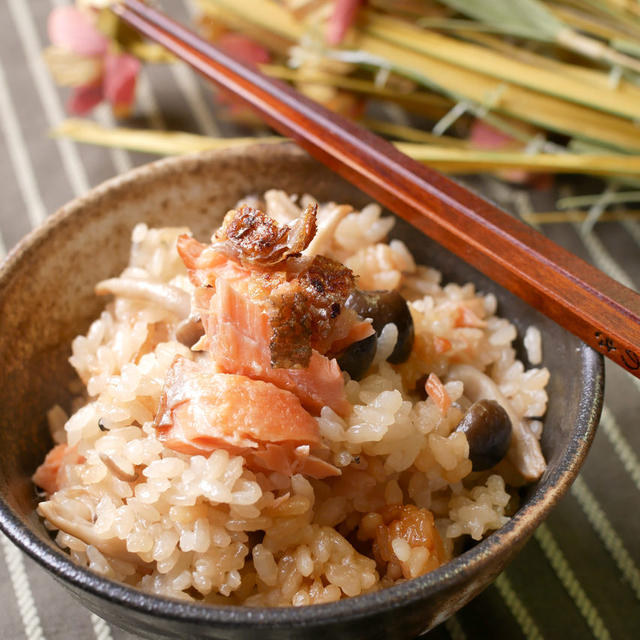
[303,204,352,257]
[175,316,205,348]
[37,501,137,562]
[448,364,546,482]
[95,278,190,319]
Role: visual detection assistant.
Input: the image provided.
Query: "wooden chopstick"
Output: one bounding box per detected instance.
[113,0,640,378]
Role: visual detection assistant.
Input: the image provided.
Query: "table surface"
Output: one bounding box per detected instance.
[1,2,639,639]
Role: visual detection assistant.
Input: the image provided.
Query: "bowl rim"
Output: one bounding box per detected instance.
[0,145,604,630]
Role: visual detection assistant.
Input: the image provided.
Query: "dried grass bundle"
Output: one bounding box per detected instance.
[189,0,640,224]
[46,0,640,226]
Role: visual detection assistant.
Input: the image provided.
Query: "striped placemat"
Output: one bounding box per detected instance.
[0,2,638,639]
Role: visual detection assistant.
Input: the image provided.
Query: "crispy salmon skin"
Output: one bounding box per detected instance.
[176,205,373,416]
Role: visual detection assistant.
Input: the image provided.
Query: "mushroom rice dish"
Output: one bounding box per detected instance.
[33,191,549,606]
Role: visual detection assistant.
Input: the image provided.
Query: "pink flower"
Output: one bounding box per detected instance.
[326,0,365,46]
[103,52,141,117]
[49,6,108,56]
[213,33,271,121]
[47,6,140,116]
[469,120,522,151]
[469,119,547,185]
[216,33,271,67]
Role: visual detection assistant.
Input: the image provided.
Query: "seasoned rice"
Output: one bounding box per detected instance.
[34,192,549,606]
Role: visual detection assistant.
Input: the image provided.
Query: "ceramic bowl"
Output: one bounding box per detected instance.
[0,144,603,639]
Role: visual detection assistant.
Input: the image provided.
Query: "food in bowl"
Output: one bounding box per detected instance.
[33,191,549,606]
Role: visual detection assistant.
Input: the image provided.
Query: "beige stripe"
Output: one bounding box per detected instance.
[0,6,81,638]
[1,535,45,640]
[0,231,6,259]
[498,189,640,624]
[574,225,640,398]
[175,1,223,134]
[515,188,637,292]
[137,71,168,131]
[182,0,199,19]
[562,189,640,507]
[534,524,612,640]
[599,404,640,493]
[580,230,635,290]
[571,475,640,600]
[0,58,47,227]
[171,62,221,137]
[569,223,640,395]
[7,0,90,197]
[94,104,133,174]
[443,615,467,640]
[11,3,119,639]
[170,1,220,135]
[622,219,640,250]
[49,0,132,179]
[494,573,544,640]
[89,614,113,640]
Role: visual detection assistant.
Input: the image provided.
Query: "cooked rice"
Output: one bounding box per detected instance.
[524,326,543,365]
[35,192,549,606]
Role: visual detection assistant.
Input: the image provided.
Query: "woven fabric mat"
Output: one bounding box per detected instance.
[1,2,639,639]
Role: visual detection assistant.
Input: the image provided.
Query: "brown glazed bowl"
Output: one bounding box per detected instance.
[0,144,603,640]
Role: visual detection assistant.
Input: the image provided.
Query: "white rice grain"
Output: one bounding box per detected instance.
[391,537,411,562]
[253,544,278,586]
[524,326,542,365]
